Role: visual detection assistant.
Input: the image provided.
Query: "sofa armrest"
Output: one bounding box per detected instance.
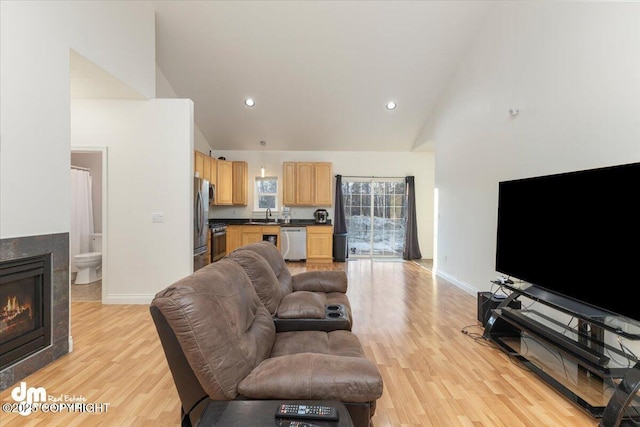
[237,353,383,403]
[292,271,348,293]
[277,292,326,319]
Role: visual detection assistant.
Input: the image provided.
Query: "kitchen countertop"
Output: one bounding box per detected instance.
[210,218,332,227]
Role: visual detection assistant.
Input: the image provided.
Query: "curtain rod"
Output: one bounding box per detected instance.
[71,165,90,171]
[337,175,405,179]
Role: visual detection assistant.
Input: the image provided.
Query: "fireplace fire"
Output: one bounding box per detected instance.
[1,292,34,340]
[0,254,51,370]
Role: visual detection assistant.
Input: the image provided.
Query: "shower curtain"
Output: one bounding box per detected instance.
[70,169,94,273]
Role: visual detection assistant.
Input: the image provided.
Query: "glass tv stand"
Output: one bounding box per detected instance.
[483,282,640,427]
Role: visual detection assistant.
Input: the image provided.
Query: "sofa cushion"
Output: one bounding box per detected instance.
[151,259,275,400]
[292,271,348,293]
[228,249,285,316]
[232,241,293,294]
[277,291,326,319]
[270,330,366,358]
[238,353,384,403]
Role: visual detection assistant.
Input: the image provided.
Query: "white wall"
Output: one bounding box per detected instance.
[425,2,640,295]
[210,149,435,259]
[0,1,155,239]
[71,99,194,303]
[156,64,211,153]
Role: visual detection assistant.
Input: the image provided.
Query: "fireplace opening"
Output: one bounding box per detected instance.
[0,254,52,370]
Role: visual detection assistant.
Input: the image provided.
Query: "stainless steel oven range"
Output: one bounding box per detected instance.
[210,223,227,262]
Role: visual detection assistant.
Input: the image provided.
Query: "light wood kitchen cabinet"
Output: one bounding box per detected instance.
[216,159,233,205]
[194,150,205,179]
[240,227,262,247]
[232,161,248,205]
[203,155,211,183]
[283,162,297,206]
[208,156,217,187]
[306,225,333,263]
[314,162,333,206]
[194,150,217,188]
[295,162,314,205]
[227,225,242,253]
[226,225,281,253]
[282,162,333,206]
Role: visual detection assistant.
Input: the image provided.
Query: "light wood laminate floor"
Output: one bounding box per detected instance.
[0,259,599,426]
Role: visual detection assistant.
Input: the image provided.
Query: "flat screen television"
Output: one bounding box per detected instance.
[495,161,640,325]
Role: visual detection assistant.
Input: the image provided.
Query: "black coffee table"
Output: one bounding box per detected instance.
[199,400,354,427]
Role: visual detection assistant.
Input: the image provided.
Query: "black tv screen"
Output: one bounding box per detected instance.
[495,162,640,323]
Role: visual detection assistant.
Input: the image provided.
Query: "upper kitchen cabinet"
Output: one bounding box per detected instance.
[283,162,297,206]
[232,161,248,205]
[208,156,217,189]
[295,162,314,205]
[314,162,333,206]
[194,150,205,179]
[203,154,211,183]
[283,162,333,206]
[216,159,233,205]
[194,150,217,187]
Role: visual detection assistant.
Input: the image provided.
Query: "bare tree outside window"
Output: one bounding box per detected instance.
[255,177,278,210]
[342,178,406,257]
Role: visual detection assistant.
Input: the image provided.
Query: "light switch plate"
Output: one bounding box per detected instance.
[151,213,164,223]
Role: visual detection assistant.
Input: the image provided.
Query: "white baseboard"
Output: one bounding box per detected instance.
[435,270,478,297]
[103,294,155,305]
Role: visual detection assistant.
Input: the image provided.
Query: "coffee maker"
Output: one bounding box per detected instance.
[281,206,291,224]
[313,209,328,224]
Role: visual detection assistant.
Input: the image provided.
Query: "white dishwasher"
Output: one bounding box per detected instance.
[281,227,307,261]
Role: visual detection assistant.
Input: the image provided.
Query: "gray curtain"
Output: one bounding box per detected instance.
[333,175,347,234]
[333,174,348,260]
[403,176,422,260]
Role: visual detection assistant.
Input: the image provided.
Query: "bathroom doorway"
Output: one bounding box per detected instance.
[70,147,107,302]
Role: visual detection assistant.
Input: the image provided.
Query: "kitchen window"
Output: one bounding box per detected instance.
[255,177,278,211]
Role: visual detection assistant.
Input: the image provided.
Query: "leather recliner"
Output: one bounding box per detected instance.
[150,259,383,427]
[228,241,353,331]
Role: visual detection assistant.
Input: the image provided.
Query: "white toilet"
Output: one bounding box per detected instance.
[73,233,102,284]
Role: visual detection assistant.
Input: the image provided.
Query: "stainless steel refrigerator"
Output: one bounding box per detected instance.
[193,175,209,271]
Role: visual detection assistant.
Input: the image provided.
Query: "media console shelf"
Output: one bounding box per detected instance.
[483,282,640,427]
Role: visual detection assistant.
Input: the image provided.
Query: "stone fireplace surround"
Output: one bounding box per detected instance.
[0,233,69,391]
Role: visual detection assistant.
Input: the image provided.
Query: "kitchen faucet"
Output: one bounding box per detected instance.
[266,208,272,222]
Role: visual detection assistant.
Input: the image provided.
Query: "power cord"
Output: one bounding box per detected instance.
[461,323,496,347]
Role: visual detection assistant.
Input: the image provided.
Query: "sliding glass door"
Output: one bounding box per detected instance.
[342,178,406,257]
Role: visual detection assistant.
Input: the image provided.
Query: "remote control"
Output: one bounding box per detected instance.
[277,421,323,427]
[275,403,339,421]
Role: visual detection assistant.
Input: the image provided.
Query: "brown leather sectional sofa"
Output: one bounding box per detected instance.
[150,245,384,427]
[228,241,353,332]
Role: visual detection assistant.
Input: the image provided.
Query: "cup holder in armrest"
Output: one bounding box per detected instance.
[325,304,345,319]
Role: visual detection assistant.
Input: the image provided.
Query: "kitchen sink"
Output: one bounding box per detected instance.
[245,220,279,225]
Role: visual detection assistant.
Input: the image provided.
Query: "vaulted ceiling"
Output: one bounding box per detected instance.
[152,1,495,152]
[69,2,496,152]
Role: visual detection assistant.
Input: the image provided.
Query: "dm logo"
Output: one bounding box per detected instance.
[11,381,46,416]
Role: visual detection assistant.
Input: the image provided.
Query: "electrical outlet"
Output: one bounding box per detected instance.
[151,213,164,223]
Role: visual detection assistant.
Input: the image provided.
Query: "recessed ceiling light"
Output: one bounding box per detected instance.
[386,101,397,110]
[245,98,255,107]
